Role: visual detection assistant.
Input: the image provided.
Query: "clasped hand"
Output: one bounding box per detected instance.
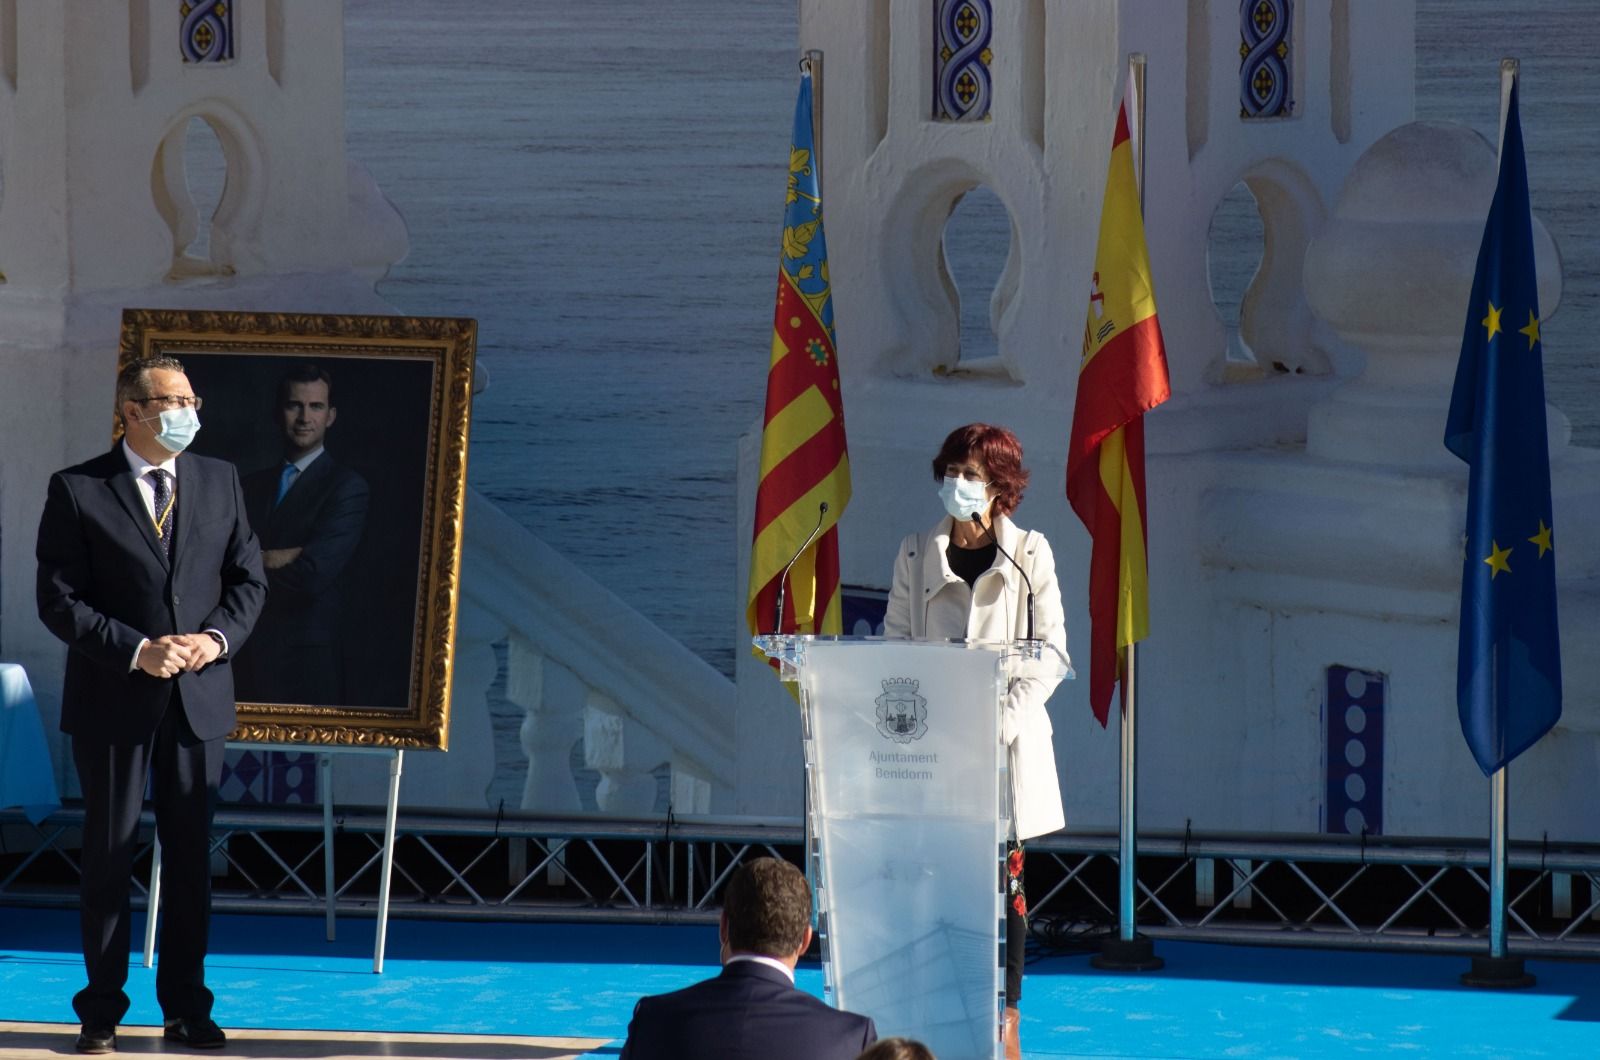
[136,633,220,678]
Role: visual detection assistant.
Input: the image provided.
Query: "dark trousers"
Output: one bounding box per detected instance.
[1004,842,1027,1006]
[71,699,223,1027]
[1005,899,1025,1004]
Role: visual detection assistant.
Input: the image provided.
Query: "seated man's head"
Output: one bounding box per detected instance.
[720,857,813,966]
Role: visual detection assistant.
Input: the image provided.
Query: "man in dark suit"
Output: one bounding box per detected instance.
[235,363,368,706]
[620,858,877,1060]
[36,356,267,1053]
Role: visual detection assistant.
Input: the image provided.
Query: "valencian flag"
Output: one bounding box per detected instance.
[746,70,850,646]
[1066,76,1171,727]
[1444,82,1560,776]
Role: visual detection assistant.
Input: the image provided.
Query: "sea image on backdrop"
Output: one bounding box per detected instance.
[176,0,1590,804]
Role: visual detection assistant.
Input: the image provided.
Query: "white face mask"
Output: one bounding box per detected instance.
[143,406,202,454]
[939,476,990,521]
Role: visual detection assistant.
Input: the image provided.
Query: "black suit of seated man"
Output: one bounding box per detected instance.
[36,355,267,1053]
[620,857,877,1060]
[235,362,368,706]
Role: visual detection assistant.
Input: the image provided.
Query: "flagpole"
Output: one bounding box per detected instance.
[796,44,826,949]
[804,49,823,198]
[1092,51,1161,973]
[1460,57,1533,991]
[1122,643,1138,950]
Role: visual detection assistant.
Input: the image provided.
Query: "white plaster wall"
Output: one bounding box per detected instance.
[798,0,1119,393]
[1166,441,1600,838]
[1152,0,1418,392]
[0,2,387,291]
[741,0,1600,843]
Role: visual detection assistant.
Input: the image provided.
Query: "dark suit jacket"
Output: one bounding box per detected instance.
[36,448,267,743]
[620,960,877,1060]
[241,451,369,647]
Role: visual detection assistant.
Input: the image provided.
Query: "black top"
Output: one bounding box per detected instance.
[947,539,997,587]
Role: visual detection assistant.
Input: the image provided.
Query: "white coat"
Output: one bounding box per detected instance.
[883,514,1068,840]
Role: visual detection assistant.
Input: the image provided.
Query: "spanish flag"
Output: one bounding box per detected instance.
[1066,78,1171,726]
[746,70,850,645]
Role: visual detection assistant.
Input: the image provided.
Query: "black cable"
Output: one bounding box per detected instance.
[1025,907,1118,959]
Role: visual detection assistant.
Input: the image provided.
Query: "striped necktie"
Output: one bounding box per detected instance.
[149,469,175,560]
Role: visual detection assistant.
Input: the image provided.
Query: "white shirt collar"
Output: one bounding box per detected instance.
[288,446,325,474]
[724,953,795,983]
[122,439,178,479]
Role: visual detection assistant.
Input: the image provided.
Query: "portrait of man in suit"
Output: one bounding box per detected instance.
[35,355,267,1053]
[234,363,370,706]
[620,857,878,1060]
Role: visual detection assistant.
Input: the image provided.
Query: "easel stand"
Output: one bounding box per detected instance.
[144,745,405,974]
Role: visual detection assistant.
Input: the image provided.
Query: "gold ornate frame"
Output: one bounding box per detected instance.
[119,308,476,750]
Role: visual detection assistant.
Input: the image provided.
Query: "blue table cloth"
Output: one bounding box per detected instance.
[0,663,60,823]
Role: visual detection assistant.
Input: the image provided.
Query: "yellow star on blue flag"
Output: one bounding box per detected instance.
[1443,82,1561,776]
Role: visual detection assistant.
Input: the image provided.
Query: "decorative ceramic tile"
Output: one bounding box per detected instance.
[842,584,888,637]
[181,1,234,63]
[221,750,318,805]
[266,752,319,804]
[934,0,992,122]
[1240,0,1293,118]
[220,749,265,804]
[1325,665,1384,835]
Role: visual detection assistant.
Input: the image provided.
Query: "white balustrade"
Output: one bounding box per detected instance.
[456,490,735,816]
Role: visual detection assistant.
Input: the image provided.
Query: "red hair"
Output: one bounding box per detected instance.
[930,423,1029,517]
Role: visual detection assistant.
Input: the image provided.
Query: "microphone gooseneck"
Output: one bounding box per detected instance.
[973,512,1035,641]
[773,501,830,636]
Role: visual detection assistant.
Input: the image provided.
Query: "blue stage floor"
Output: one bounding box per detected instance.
[2,907,1598,1058]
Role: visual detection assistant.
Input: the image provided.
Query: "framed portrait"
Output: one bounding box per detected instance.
[118,308,476,751]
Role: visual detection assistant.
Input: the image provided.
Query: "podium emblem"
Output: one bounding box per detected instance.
[875,678,928,743]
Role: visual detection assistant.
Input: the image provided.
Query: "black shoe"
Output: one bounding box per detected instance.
[74,1024,116,1053]
[162,1017,227,1049]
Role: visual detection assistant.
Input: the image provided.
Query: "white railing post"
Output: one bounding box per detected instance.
[585,694,664,814]
[511,640,583,813]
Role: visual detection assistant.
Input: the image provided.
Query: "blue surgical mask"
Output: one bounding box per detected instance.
[147,406,202,454]
[939,476,990,521]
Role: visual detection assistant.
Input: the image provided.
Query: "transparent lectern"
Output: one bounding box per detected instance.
[753,635,1071,1060]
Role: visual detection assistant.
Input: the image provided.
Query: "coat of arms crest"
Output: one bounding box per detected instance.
[875,677,928,743]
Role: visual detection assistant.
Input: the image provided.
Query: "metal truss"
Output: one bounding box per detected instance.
[1024,831,1600,957]
[4,807,1599,957]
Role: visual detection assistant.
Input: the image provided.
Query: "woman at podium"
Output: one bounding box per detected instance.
[883,422,1067,1060]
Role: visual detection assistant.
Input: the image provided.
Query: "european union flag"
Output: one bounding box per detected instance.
[1443,82,1561,776]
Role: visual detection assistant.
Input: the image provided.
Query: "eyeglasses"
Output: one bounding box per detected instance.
[133,395,203,412]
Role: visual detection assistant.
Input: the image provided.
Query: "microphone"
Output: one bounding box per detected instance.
[973,513,1035,641]
[773,501,830,635]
